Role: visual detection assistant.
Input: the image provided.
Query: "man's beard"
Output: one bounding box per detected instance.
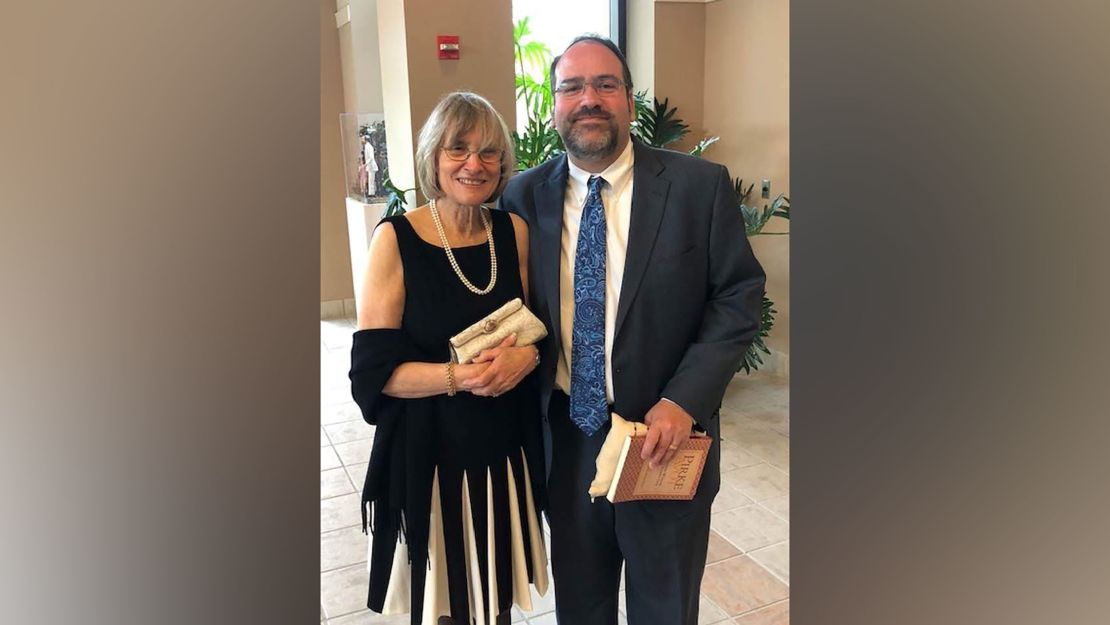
[560,112,619,160]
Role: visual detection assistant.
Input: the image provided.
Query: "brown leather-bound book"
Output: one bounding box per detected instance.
[606,433,713,503]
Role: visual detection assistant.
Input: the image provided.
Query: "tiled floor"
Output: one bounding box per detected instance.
[321,318,790,624]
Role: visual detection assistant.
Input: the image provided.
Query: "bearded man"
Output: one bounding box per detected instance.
[499,35,766,625]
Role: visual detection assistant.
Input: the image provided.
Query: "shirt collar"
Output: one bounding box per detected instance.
[566,139,635,192]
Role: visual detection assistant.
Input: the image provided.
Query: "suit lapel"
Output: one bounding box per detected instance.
[534,158,569,352]
[615,144,669,340]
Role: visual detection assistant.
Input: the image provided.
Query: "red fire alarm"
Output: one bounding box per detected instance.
[437,35,460,60]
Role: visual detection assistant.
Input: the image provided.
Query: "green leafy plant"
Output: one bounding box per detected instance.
[735,180,790,373]
[631,93,688,147]
[630,91,719,156]
[513,18,554,121]
[512,114,563,171]
[738,180,790,236]
[738,296,778,375]
[689,136,720,158]
[381,170,414,217]
[512,19,563,169]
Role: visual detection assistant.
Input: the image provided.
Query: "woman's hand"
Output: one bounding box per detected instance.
[453,361,491,392]
[459,334,539,397]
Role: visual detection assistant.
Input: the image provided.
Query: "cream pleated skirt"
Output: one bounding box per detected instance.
[370,449,549,625]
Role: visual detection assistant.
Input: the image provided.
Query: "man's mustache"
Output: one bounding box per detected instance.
[572,107,612,122]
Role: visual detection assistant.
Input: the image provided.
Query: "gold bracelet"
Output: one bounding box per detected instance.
[445,362,457,397]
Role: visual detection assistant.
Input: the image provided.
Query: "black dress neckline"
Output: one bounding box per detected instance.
[400,214,494,251]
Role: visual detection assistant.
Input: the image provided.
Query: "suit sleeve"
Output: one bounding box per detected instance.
[661,165,766,427]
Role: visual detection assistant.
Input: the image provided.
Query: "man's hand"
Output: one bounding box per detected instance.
[459,334,539,397]
[640,399,695,468]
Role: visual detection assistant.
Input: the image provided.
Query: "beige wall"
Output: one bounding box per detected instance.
[654,2,707,154]
[703,0,790,357]
[376,0,417,204]
[321,0,355,301]
[321,0,515,305]
[376,0,515,202]
[336,1,359,113]
[652,0,790,360]
[350,0,385,113]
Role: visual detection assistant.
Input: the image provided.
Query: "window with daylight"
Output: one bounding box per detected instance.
[511,0,623,134]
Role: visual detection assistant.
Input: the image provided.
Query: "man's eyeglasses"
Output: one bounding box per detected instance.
[553,77,626,98]
[441,146,503,164]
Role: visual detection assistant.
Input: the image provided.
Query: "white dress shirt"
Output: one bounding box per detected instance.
[555,140,635,402]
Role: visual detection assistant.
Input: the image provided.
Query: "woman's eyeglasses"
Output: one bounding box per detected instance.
[441,146,503,164]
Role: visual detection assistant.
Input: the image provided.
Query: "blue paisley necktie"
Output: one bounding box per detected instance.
[570,175,608,435]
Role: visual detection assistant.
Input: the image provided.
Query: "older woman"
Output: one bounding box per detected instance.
[349,92,548,625]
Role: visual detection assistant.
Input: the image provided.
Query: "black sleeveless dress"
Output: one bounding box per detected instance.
[363,210,549,625]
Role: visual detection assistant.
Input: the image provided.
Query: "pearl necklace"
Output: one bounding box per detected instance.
[429,198,497,295]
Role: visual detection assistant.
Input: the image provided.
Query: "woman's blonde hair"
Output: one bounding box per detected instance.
[415,91,516,203]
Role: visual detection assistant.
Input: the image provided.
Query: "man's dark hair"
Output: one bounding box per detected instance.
[549,35,634,96]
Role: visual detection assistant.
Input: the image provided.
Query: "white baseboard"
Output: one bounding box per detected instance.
[321,298,356,320]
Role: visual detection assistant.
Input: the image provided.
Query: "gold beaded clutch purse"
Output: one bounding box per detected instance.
[449,298,547,364]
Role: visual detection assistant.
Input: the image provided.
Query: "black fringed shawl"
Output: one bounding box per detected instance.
[348,328,438,610]
[348,325,549,615]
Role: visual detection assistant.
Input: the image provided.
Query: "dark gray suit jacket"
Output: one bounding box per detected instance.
[499,141,765,443]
